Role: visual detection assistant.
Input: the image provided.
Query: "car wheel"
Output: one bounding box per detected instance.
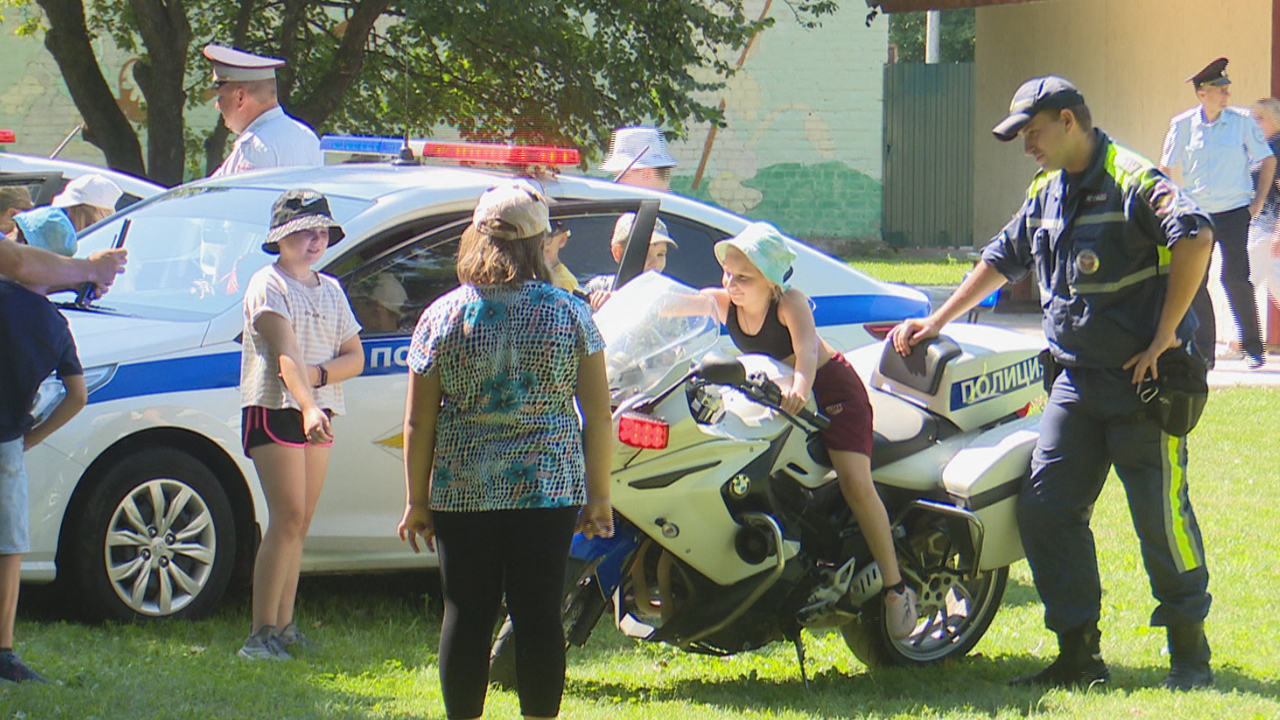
[67,448,237,621]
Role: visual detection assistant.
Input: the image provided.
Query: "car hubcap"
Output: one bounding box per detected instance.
[104,478,217,616]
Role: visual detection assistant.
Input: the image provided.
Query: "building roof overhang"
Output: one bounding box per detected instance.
[868,0,1043,12]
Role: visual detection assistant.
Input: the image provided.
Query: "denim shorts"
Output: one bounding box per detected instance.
[0,438,30,555]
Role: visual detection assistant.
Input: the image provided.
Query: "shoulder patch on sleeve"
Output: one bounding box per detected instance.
[1147,178,1180,217]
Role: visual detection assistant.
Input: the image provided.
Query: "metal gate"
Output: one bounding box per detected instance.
[882,63,974,248]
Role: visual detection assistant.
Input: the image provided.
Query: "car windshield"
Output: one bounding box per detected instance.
[71,186,372,321]
[593,272,719,400]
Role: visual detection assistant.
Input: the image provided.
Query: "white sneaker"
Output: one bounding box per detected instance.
[884,585,918,640]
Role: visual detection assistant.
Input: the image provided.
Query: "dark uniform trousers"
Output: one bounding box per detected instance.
[1019,366,1211,634]
[1189,206,1264,360]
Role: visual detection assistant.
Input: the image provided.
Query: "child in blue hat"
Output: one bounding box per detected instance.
[700,222,918,639]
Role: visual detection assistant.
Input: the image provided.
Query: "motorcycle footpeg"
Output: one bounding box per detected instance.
[845,563,884,607]
[797,557,866,627]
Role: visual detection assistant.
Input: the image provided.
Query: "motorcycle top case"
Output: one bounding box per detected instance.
[864,324,1046,433]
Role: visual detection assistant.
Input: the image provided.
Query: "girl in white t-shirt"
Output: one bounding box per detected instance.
[237,189,363,660]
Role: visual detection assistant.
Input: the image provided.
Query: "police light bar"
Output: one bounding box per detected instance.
[0,130,15,143]
[319,135,579,166]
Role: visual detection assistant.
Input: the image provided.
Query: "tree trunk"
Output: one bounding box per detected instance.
[204,120,231,178]
[35,0,146,178]
[128,0,193,187]
[290,0,392,127]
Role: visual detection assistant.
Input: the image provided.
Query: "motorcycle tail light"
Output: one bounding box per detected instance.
[863,322,898,340]
[1015,402,1032,418]
[618,413,669,450]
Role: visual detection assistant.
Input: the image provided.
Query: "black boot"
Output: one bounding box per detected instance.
[1011,622,1110,688]
[1161,622,1212,690]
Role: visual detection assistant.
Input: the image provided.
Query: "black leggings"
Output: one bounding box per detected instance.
[434,507,579,719]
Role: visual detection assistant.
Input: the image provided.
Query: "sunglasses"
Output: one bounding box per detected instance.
[550,221,570,239]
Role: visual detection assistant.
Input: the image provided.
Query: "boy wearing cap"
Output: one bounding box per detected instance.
[0,220,88,684]
[601,126,678,191]
[238,189,364,660]
[891,76,1216,691]
[205,44,323,177]
[1161,57,1275,369]
[583,212,678,309]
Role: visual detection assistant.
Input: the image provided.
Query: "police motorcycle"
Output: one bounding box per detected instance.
[490,272,1046,685]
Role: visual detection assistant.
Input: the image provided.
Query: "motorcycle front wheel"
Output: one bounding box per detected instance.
[489,556,607,689]
[841,557,1008,668]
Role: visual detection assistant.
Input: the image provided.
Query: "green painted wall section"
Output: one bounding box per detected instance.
[670,161,882,240]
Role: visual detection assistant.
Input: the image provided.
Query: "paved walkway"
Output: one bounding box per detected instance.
[921,287,1280,389]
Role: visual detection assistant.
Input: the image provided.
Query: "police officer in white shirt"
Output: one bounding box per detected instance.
[205,44,324,177]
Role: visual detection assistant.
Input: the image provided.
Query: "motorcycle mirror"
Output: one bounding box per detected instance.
[695,352,746,386]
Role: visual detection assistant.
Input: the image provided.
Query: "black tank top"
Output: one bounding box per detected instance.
[727,300,794,361]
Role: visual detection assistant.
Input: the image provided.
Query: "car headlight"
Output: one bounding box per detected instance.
[30,364,117,426]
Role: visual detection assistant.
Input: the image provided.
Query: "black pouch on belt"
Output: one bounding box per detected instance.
[1136,346,1209,437]
[1038,348,1063,392]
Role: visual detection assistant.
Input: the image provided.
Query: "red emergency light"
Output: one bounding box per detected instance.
[618,412,669,450]
[319,135,579,167]
[418,139,579,166]
[0,130,15,144]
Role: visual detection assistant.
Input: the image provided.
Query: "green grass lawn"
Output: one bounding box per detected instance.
[848,255,972,287]
[2,388,1278,719]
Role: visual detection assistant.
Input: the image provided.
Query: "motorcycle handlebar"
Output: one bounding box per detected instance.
[742,374,830,432]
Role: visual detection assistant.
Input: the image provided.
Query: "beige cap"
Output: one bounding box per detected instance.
[204,44,285,83]
[472,181,551,241]
[611,212,677,248]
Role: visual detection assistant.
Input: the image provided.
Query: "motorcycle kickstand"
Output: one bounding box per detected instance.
[789,630,812,693]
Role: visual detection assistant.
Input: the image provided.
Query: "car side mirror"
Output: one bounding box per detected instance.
[695,352,746,386]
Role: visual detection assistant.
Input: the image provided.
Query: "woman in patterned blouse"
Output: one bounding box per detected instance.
[398,181,613,720]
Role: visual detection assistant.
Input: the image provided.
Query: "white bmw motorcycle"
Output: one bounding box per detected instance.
[491,273,1045,684]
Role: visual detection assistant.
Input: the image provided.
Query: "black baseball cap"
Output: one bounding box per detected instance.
[992,76,1087,142]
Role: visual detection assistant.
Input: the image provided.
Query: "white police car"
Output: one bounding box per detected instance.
[26,137,929,620]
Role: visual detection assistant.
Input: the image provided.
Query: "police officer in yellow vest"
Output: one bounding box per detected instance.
[205,44,323,177]
[889,76,1217,691]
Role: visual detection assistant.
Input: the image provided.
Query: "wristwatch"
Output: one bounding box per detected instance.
[315,364,328,388]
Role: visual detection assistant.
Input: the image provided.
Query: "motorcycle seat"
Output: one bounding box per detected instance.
[868,389,940,469]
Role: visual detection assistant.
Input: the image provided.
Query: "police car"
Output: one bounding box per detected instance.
[26,137,929,621]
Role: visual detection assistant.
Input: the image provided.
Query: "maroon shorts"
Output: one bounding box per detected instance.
[811,353,874,456]
[241,406,333,457]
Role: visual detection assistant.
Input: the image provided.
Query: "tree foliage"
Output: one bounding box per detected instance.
[888,8,974,64]
[5,0,839,183]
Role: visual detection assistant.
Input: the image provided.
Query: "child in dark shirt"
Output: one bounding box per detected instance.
[0,232,87,683]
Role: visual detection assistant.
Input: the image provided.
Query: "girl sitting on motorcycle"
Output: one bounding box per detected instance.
[700,222,918,639]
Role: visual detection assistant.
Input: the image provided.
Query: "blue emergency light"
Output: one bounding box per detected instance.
[319,135,406,155]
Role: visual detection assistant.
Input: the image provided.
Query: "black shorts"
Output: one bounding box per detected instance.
[241,406,333,457]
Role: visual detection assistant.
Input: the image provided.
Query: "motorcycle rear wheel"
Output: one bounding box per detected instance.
[489,557,606,689]
[842,562,1008,668]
